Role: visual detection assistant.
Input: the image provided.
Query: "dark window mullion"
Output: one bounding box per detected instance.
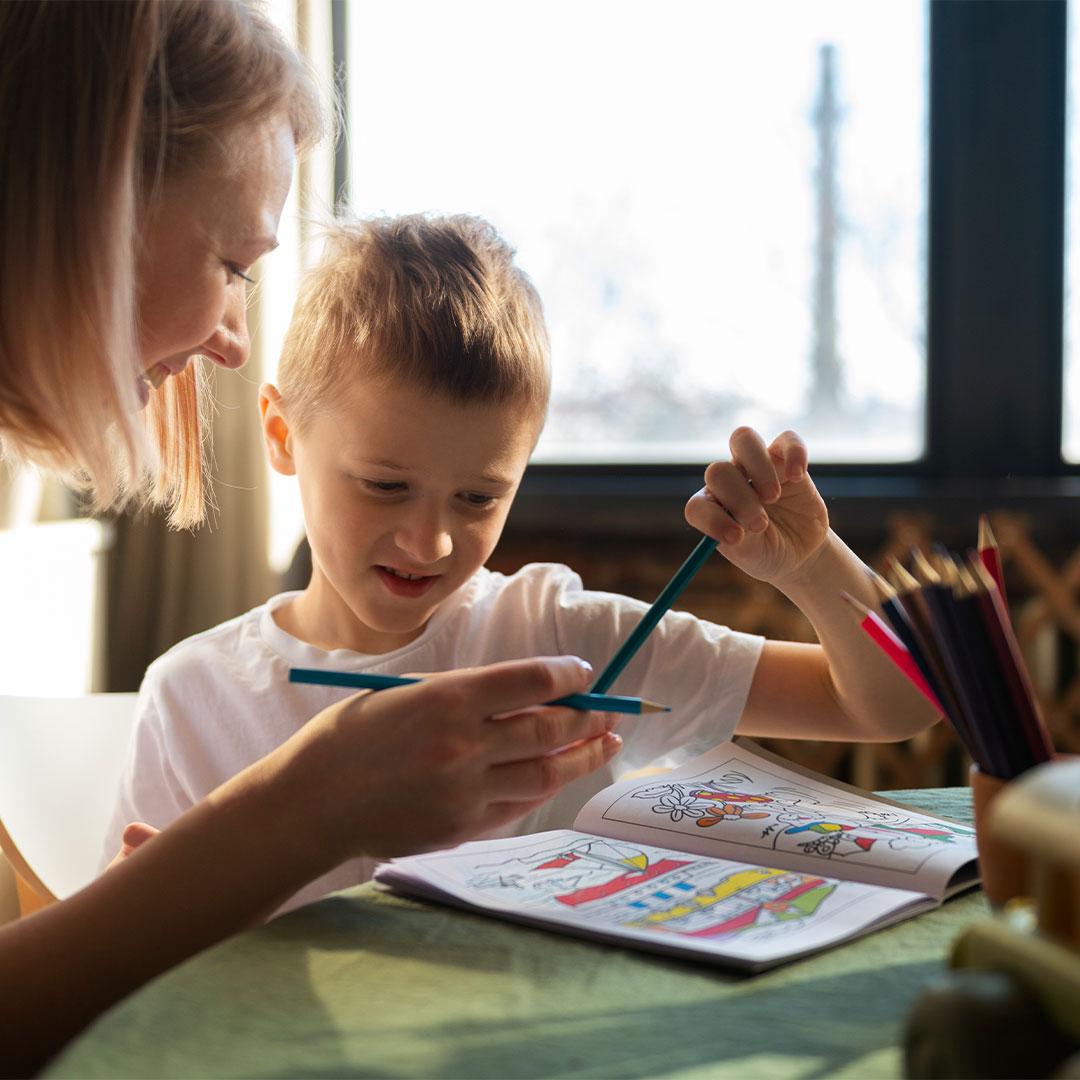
[927,0,1067,479]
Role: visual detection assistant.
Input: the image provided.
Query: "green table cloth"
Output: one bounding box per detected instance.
[47,789,985,1079]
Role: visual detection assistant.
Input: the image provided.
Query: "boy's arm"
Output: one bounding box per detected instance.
[0,657,620,1077]
[686,427,939,742]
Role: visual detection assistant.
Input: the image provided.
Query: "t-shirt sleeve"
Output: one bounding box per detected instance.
[546,566,765,770]
[97,679,194,873]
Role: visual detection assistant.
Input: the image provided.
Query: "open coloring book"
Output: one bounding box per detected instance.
[374,739,979,972]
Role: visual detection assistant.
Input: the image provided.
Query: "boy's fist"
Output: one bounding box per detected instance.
[684,427,829,587]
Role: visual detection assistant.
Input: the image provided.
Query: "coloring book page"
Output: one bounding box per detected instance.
[376,829,931,968]
[572,741,977,898]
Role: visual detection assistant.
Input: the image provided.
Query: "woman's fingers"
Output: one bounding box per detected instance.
[489,705,615,764]
[487,730,623,802]
[417,655,593,721]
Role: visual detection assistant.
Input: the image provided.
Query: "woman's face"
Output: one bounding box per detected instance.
[135,116,295,403]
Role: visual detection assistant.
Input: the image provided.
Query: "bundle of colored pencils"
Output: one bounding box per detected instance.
[844,517,1055,781]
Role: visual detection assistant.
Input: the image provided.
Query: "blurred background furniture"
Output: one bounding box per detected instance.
[0,694,138,916]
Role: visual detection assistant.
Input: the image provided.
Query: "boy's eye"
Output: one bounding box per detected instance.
[459,492,496,508]
[361,479,407,494]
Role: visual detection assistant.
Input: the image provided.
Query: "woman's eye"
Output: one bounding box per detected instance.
[225,263,255,284]
[460,492,496,508]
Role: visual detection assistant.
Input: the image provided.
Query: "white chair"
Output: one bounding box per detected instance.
[0,694,137,908]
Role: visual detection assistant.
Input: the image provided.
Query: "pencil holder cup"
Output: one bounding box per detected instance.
[970,765,1029,907]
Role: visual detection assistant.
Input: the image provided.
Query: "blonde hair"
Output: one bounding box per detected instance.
[0,1,321,527]
[278,215,551,431]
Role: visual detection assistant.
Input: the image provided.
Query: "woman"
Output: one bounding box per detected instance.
[0,4,618,1073]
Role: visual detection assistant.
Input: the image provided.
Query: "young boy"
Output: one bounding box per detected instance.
[102,214,936,913]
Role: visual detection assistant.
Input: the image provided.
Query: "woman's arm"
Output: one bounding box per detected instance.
[0,656,619,1077]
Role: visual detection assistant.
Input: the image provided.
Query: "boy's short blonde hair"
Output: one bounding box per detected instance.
[277,215,551,429]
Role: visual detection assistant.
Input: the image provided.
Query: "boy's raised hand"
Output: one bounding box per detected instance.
[684,427,829,587]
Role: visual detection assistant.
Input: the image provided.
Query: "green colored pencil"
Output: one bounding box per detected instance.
[288,668,671,714]
[591,532,718,694]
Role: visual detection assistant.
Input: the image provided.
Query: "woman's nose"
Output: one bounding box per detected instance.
[200,285,250,370]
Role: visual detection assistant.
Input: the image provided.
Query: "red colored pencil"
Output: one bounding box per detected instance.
[840,592,946,714]
[978,514,1007,604]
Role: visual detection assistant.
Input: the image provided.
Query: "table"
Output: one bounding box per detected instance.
[47,789,985,1079]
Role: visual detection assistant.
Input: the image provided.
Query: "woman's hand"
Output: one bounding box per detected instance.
[684,427,829,588]
[276,655,623,866]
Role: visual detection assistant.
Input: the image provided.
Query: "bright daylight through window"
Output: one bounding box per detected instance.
[345,1,928,464]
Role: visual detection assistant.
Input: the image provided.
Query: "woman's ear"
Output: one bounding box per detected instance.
[259,383,296,476]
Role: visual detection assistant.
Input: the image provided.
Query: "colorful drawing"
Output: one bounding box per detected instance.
[466,837,680,905]
[606,751,975,876]
[623,866,836,939]
[463,834,840,941]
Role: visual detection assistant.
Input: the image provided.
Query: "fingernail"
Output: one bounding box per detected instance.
[723,527,741,544]
[604,732,623,754]
[572,657,593,676]
[750,514,769,533]
[790,467,805,482]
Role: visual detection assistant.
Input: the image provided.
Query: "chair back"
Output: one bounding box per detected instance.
[0,694,137,901]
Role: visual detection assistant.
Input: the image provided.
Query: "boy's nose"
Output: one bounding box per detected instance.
[394,515,453,566]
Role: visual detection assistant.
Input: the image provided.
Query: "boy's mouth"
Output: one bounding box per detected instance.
[374,565,441,598]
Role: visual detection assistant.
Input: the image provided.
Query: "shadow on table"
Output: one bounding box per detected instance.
[48,888,945,1079]
[288,893,938,1079]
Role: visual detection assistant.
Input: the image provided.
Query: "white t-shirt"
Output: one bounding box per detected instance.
[102,563,763,913]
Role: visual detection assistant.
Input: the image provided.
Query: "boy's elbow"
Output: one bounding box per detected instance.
[858,702,944,743]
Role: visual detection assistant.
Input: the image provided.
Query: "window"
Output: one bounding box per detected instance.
[344,1,929,465]
[1065,0,1080,461]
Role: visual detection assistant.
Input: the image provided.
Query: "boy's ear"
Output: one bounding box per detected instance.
[259,383,296,476]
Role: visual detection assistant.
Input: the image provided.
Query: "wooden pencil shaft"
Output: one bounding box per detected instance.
[889,557,921,593]
[591,533,717,694]
[911,547,940,586]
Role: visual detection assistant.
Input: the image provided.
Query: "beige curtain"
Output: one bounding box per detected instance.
[105,358,275,691]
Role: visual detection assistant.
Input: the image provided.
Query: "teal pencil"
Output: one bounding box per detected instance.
[288,667,671,714]
[591,532,718,694]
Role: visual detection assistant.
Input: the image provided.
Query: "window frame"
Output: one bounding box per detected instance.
[333,1,1072,538]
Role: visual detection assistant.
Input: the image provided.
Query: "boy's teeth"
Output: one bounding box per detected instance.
[385,567,424,580]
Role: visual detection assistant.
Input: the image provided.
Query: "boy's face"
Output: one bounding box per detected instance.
[262,373,541,654]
